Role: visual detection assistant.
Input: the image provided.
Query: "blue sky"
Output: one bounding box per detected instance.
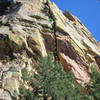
[50,0,100,41]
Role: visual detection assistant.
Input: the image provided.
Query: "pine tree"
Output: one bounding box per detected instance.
[19,54,84,100]
[85,68,100,100]
[35,54,82,100]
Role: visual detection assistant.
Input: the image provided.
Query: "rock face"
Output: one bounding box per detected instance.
[0,0,100,99]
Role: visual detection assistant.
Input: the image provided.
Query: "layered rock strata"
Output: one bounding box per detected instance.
[0,0,100,99]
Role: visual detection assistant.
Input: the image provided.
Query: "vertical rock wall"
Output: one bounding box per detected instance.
[0,0,100,99]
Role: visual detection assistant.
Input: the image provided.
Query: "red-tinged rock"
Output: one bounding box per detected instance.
[95,55,100,69]
[59,53,90,84]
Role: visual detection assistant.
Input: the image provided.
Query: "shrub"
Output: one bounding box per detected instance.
[35,54,82,100]
[19,85,36,100]
[85,68,100,100]
[19,54,84,100]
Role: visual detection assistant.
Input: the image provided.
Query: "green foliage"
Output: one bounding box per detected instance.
[20,54,89,100]
[86,68,100,100]
[19,68,38,100]
[35,54,82,100]
[49,18,53,22]
[19,85,36,100]
[19,55,100,100]
[21,68,29,81]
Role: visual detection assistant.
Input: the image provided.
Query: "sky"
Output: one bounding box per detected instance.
[50,0,100,41]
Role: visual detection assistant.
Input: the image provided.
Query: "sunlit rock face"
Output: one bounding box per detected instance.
[0,0,100,99]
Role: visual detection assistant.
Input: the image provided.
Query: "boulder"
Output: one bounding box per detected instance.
[0,89,12,100]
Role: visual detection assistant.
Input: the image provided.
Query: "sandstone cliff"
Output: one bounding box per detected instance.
[0,0,100,99]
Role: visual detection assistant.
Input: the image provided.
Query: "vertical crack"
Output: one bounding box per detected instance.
[45,0,59,61]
